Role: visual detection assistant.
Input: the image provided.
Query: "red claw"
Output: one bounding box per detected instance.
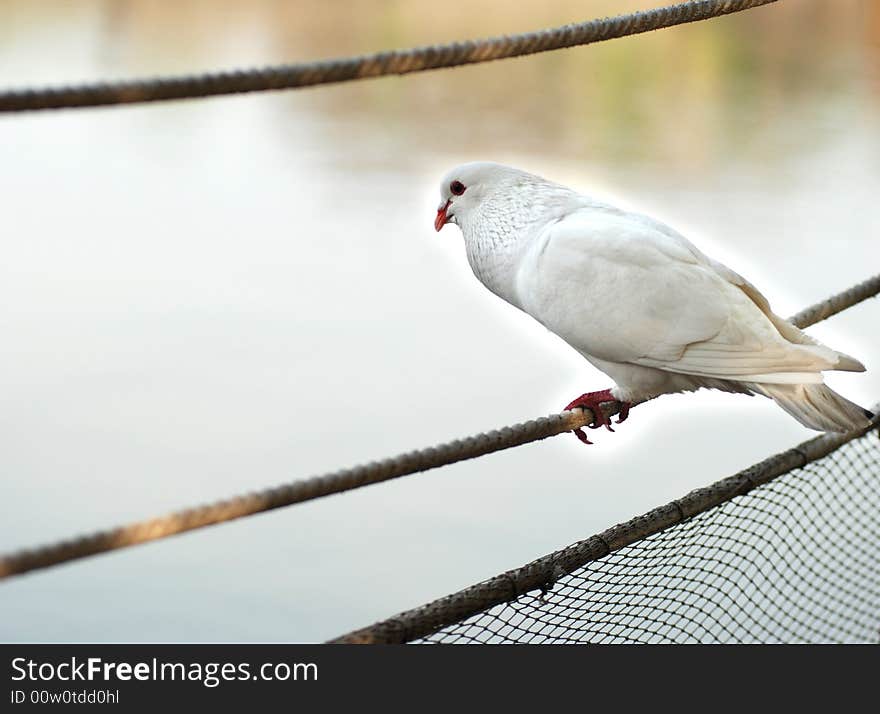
[563,388,632,445]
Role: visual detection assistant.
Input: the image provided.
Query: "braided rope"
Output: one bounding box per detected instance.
[0,0,778,113]
[0,272,876,580]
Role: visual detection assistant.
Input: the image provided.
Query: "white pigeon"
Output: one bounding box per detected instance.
[434,161,872,443]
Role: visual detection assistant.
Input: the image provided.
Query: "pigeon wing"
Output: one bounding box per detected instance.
[515,208,845,383]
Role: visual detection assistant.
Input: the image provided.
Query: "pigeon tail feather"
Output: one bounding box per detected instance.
[750,382,874,433]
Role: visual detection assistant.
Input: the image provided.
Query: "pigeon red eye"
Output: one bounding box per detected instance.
[450,180,466,196]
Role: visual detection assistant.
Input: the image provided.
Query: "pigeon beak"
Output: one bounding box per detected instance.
[435,199,451,232]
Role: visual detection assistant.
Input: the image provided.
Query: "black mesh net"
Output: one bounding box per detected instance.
[417,430,880,644]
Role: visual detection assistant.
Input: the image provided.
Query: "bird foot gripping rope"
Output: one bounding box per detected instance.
[563,390,632,445]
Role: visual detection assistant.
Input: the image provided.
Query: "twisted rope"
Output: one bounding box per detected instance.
[789,273,880,328]
[0,272,876,580]
[0,0,778,113]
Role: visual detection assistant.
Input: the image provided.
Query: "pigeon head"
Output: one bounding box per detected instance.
[434,162,528,232]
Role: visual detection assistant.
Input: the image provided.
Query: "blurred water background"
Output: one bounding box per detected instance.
[0,0,878,642]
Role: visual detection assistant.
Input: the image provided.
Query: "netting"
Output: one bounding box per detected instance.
[417,429,880,644]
